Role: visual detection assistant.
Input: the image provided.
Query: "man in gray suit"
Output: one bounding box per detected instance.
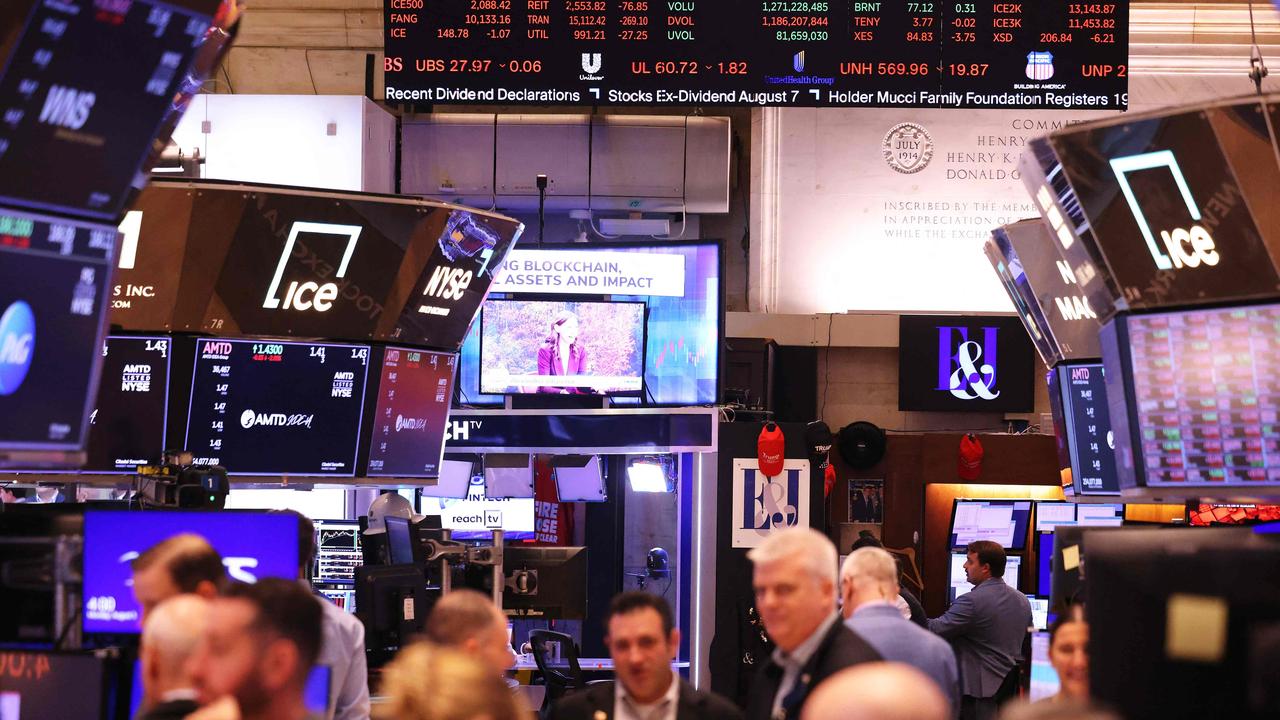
[840,548,959,718]
[928,540,1031,720]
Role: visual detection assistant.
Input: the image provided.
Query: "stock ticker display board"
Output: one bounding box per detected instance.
[383,0,1129,108]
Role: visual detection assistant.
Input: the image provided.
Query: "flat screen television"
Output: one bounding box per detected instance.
[1101,303,1280,490]
[0,207,114,466]
[184,338,370,476]
[313,519,362,585]
[1028,631,1061,702]
[1035,502,1125,532]
[363,347,456,478]
[1188,503,1280,527]
[81,510,299,634]
[83,336,171,472]
[418,472,534,540]
[458,241,722,406]
[1037,531,1054,598]
[898,315,1035,413]
[1053,362,1122,495]
[949,553,1021,602]
[480,299,646,395]
[0,0,227,221]
[949,500,1034,551]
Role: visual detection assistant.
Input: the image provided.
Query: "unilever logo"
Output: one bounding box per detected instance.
[937,326,1000,401]
[742,466,802,535]
[0,300,35,396]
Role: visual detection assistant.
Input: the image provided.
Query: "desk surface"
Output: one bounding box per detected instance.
[514,658,691,671]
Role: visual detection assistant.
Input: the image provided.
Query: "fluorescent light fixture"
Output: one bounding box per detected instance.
[599,217,671,236]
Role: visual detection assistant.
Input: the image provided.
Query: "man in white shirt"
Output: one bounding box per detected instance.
[137,594,210,720]
[550,592,741,720]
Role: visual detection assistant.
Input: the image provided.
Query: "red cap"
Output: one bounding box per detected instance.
[958,434,984,481]
[758,423,785,478]
[823,463,837,498]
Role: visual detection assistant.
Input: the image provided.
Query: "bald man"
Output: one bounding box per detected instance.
[138,594,211,720]
[424,588,516,676]
[801,663,949,720]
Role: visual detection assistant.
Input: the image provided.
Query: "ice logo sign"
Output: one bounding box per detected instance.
[937,326,1000,401]
[262,222,364,312]
[1110,150,1220,271]
[0,300,35,396]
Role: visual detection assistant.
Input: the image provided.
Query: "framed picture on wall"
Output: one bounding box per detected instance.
[848,479,884,524]
[731,458,811,548]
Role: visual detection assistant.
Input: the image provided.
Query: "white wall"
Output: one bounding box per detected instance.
[169,95,395,192]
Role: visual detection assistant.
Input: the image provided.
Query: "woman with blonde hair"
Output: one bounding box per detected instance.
[376,642,525,720]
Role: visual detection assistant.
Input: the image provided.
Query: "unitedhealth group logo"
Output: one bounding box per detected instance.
[0,300,35,396]
[937,326,1000,401]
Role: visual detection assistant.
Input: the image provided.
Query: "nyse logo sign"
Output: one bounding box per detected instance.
[1110,150,1220,271]
[417,264,474,317]
[731,459,810,548]
[937,326,1000,401]
[263,222,364,312]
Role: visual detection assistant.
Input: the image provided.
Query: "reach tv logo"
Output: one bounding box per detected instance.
[1110,150,1220,271]
[0,300,35,396]
[937,326,1000,401]
[262,222,364,312]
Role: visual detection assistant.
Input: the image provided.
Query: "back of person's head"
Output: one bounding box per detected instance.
[747,527,838,587]
[140,594,210,702]
[1049,603,1086,645]
[425,588,503,646]
[802,663,948,720]
[841,547,899,597]
[133,533,226,592]
[607,591,675,636]
[375,642,522,720]
[223,578,322,682]
[850,530,883,552]
[966,539,1007,577]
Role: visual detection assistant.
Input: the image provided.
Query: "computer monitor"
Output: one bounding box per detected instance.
[355,564,435,666]
[1053,362,1121,495]
[313,520,362,584]
[1037,532,1054,598]
[1035,502,1078,532]
[1028,595,1049,631]
[1087,528,1280,718]
[1028,630,1061,702]
[948,553,1021,603]
[83,335,172,473]
[1188,503,1280,527]
[949,500,1034,551]
[384,516,417,565]
[502,546,587,619]
[1035,502,1125,533]
[1047,525,1127,614]
[363,347,457,478]
[0,650,113,718]
[81,510,299,634]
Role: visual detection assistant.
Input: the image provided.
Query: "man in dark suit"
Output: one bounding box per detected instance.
[929,541,1032,720]
[551,592,741,720]
[745,528,882,720]
[137,594,210,720]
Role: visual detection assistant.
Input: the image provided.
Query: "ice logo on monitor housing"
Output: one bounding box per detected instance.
[262,222,364,312]
[0,300,35,396]
[937,326,1000,401]
[1109,150,1220,271]
[1025,51,1055,81]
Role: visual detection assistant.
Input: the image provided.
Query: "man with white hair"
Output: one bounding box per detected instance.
[841,548,960,717]
[746,528,881,720]
[800,663,950,720]
[138,594,210,720]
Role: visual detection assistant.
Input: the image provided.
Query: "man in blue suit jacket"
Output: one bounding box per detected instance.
[840,547,960,718]
[929,541,1032,720]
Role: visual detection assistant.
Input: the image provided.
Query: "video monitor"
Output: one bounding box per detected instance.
[1102,303,1280,489]
[83,336,171,472]
[364,348,456,478]
[949,553,1021,602]
[480,299,646,395]
[898,315,1035,413]
[1035,502,1077,533]
[502,546,587,619]
[459,242,722,406]
[1054,363,1121,495]
[1028,595,1049,631]
[1188,503,1280,527]
[418,473,534,540]
[81,510,299,634]
[949,500,1034,551]
[313,520,362,585]
[384,516,416,565]
[1028,631,1061,702]
[1035,502,1125,533]
[0,0,225,221]
[0,208,113,465]
[185,339,370,476]
[1037,532,1054,597]
[0,650,111,718]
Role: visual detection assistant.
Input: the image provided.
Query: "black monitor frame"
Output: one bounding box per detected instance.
[501,546,587,620]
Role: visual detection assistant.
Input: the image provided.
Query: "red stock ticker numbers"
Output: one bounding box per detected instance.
[383,0,1128,108]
